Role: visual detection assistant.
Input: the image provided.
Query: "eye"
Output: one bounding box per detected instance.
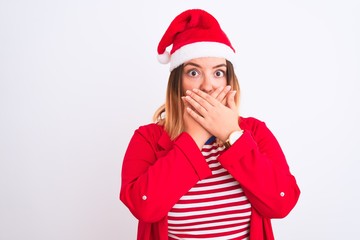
[187,69,200,77]
[215,70,225,77]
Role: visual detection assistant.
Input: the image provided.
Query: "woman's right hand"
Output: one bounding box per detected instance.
[182,86,233,149]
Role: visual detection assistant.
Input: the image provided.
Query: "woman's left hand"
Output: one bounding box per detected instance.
[183,87,241,142]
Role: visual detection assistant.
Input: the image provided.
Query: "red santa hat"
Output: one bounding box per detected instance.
[157,9,236,71]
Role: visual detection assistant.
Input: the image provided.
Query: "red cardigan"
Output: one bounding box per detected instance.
[120,117,300,240]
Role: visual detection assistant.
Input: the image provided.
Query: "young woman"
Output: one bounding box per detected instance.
[120,9,300,240]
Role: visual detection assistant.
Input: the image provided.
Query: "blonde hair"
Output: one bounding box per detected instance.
[153,60,240,140]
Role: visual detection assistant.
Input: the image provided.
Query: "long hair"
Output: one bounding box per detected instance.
[153,60,240,140]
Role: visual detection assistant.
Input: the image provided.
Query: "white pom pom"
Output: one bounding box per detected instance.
[157,51,170,64]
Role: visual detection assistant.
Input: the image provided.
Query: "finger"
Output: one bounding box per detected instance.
[184,95,208,116]
[227,90,237,111]
[215,85,232,104]
[181,96,190,107]
[191,89,220,107]
[186,90,213,110]
[186,106,206,125]
[210,86,225,99]
[182,96,202,117]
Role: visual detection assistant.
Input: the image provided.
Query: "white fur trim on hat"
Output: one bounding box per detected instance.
[169,42,236,71]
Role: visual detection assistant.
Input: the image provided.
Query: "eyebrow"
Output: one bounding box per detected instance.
[184,62,227,69]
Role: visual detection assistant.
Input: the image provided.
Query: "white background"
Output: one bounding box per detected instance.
[1,0,359,239]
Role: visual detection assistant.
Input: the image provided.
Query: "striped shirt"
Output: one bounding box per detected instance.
[168,137,251,240]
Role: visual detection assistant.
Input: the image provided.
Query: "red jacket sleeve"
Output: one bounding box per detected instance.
[218,118,300,218]
[120,124,212,223]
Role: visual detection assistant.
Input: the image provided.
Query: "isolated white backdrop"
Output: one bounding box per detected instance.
[1,0,359,239]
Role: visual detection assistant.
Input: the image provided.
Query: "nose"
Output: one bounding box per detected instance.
[200,74,214,94]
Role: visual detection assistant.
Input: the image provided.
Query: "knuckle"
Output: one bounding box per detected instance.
[198,98,206,105]
[195,105,202,111]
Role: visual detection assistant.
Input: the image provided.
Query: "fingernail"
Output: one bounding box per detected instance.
[186,90,191,95]
[192,88,199,93]
[226,85,231,90]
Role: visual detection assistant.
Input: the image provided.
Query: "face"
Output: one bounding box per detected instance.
[181,57,227,93]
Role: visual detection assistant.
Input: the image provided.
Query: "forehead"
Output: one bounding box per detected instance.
[184,57,227,67]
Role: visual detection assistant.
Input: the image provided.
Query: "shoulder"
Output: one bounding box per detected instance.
[136,122,165,138]
[132,123,172,151]
[239,116,275,138]
[240,116,266,130]
[135,123,170,145]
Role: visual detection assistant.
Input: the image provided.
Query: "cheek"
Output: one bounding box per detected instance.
[209,78,227,89]
[182,78,200,91]
[218,78,227,87]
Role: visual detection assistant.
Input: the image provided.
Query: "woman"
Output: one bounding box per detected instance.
[120,9,300,240]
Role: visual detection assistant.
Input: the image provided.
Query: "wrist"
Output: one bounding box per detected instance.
[220,127,241,143]
[223,129,243,149]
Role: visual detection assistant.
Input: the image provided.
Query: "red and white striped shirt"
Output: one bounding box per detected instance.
[168,137,252,240]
